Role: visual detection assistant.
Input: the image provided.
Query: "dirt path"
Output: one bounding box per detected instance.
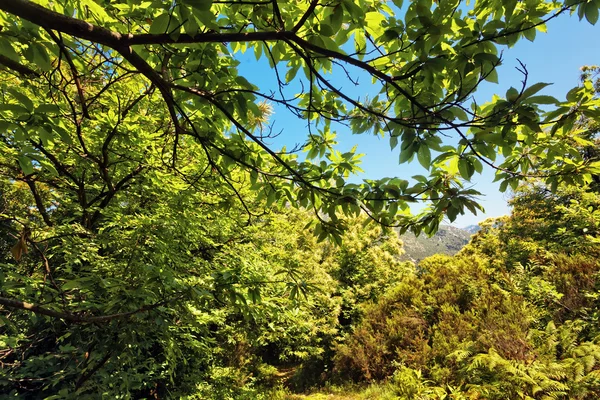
[271,366,363,399]
[283,394,361,400]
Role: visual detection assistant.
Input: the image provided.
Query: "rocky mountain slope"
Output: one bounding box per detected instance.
[463,225,482,234]
[398,225,475,263]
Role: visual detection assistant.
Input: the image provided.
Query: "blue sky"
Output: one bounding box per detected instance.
[237,12,600,227]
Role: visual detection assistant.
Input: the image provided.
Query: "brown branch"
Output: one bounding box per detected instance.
[46,29,91,119]
[0,0,284,47]
[462,4,577,48]
[181,87,313,187]
[286,34,430,115]
[0,0,124,47]
[23,178,53,227]
[30,141,80,185]
[0,54,39,77]
[0,0,179,132]
[116,47,180,134]
[127,30,286,45]
[88,164,144,225]
[29,240,67,308]
[101,85,154,169]
[272,0,285,30]
[0,0,427,116]
[0,294,183,324]
[292,0,319,33]
[0,0,283,46]
[76,350,113,390]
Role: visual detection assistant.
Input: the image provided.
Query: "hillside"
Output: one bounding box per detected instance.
[398,225,474,262]
[463,224,482,234]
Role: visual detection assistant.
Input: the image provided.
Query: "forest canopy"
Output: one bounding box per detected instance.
[0,0,599,236]
[0,0,599,398]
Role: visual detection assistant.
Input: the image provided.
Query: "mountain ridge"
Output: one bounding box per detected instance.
[398,225,476,263]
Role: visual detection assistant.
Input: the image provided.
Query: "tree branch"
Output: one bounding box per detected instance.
[89,164,144,225]
[461,4,576,48]
[75,350,113,390]
[127,30,287,45]
[0,54,39,77]
[46,29,91,119]
[23,178,53,227]
[0,293,183,324]
[0,0,179,132]
[292,0,319,33]
[0,0,124,47]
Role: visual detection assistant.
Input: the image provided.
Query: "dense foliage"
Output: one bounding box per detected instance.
[0,177,408,397]
[1,0,600,398]
[0,0,600,236]
[333,183,600,399]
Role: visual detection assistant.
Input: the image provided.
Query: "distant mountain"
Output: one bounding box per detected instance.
[463,224,481,234]
[398,225,474,263]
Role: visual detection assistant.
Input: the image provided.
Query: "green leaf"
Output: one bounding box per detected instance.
[320,22,335,37]
[523,27,536,42]
[254,43,263,61]
[150,14,170,34]
[286,65,299,82]
[183,0,213,12]
[417,145,431,169]
[399,144,415,164]
[38,126,53,146]
[54,125,73,145]
[289,285,298,300]
[6,88,33,112]
[354,29,366,54]
[364,12,385,38]
[38,158,59,176]
[521,117,542,133]
[388,201,398,216]
[372,199,384,213]
[578,3,587,20]
[521,82,552,99]
[36,104,61,114]
[506,87,520,102]
[192,9,218,29]
[485,68,499,84]
[472,158,483,174]
[450,107,469,121]
[585,3,599,25]
[458,158,474,180]
[18,156,34,175]
[524,95,558,105]
[0,38,19,62]
[343,0,365,21]
[0,103,30,116]
[32,43,52,71]
[447,206,459,222]
[382,29,400,42]
[329,5,344,32]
